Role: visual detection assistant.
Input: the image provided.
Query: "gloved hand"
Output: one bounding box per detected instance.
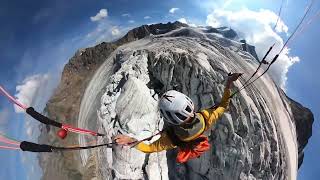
[226,73,243,88]
[113,134,137,145]
[228,73,243,81]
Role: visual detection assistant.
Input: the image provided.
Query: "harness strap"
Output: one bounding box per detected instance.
[166,112,207,147]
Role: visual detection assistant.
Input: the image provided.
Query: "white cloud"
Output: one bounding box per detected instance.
[7,72,58,180]
[206,8,297,89]
[144,16,151,19]
[14,73,58,143]
[178,18,188,24]
[85,19,128,44]
[111,26,120,36]
[122,13,130,17]
[25,120,33,137]
[177,17,197,27]
[129,20,135,23]
[90,9,108,22]
[169,8,180,14]
[223,0,234,8]
[14,74,52,113]
[206,14,221,27]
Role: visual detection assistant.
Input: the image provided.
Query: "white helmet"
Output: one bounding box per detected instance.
[159,90,195,125]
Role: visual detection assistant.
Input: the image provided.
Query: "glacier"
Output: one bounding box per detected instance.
[38,22,313,180]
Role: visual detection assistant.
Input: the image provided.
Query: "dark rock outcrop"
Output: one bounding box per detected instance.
[278,89,314,168]
[216,27,238,39]
[204,26,238,39]
[240,40,259,61]
[115,21,188,45]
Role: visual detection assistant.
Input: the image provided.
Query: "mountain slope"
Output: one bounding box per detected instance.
[38,22,313,180]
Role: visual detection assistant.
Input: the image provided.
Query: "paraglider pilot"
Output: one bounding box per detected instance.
[114,73,242,163]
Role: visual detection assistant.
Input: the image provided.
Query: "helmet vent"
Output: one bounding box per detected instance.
[163,94,174,102]
[175,113,187,121]
[166,111,175,122]
[160,109,164,116]
[185,106,192,113]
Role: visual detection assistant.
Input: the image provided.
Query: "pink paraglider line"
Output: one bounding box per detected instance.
[62,124,98,136]
[0,86,28,110]
[0,135,20,146]
[0,136,20,146]
[0,85,104,137]
[0,145,20,150]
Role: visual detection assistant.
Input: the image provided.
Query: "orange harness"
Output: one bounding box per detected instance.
[166,112,211,163]
[176,135,210,163]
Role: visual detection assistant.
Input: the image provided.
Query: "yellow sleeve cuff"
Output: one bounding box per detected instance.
[134,133,176,153]
[135,142,154,153]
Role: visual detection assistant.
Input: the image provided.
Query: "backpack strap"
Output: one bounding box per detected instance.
[165,126,187,147]
[165,113,207,148]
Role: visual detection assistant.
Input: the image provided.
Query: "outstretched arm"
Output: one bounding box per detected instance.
[114,132,176,153]
[201,73,242,129]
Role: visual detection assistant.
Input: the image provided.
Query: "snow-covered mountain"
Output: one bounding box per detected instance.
[38,22,313,180]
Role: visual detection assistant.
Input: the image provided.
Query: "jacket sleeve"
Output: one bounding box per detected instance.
[135,132,177,153]
[200,87,231,130]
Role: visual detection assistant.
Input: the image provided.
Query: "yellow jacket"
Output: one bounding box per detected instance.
[135,87,231,153]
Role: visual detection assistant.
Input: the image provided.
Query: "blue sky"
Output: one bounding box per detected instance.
[0,0,318,179]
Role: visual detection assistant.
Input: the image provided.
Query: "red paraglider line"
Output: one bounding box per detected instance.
[0,85,105,137]
[0,136,20,146]
[0,133,20,143]
[0,86,27,110]
[62,125,98,136]
[230,0,315,97]
[0,145,20,150]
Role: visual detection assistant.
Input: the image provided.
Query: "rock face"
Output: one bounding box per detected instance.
[38,21,188,180]
[38,22,313,180]
[278,89,314,168]
[240,40,259,61]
